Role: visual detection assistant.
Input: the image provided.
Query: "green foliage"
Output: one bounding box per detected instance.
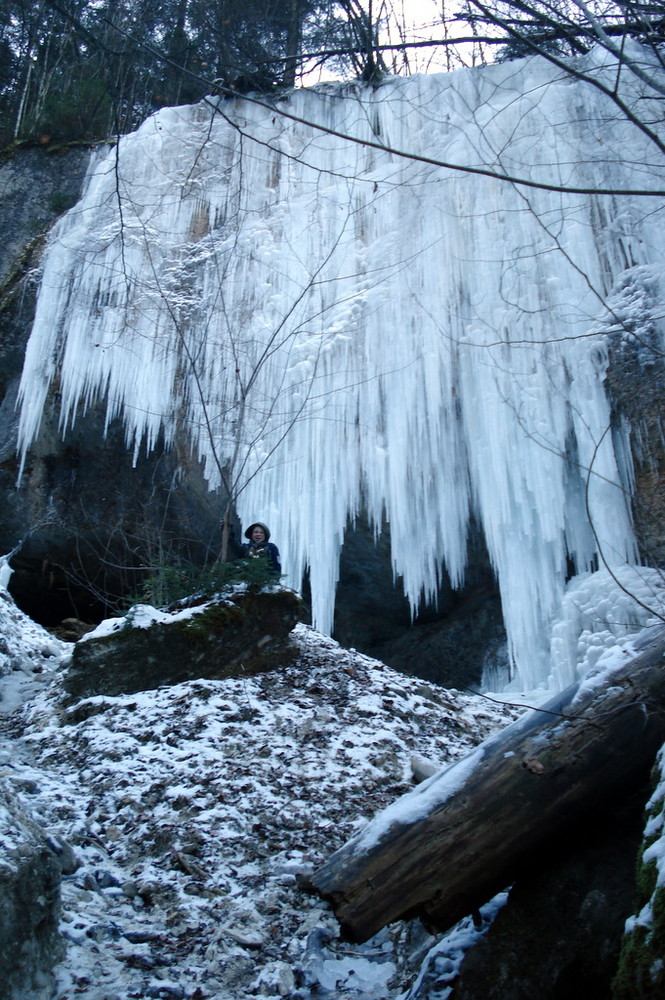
[132,557,279,608]
[0,0,355,145]
[612,885,665,999]
[32,75,113,143]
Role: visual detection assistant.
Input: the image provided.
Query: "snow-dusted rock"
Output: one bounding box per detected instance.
[0,589,66,681]
[64,587,303,698]
[0,778,64,999]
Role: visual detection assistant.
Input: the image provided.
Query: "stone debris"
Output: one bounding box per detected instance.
[0,596,523,999]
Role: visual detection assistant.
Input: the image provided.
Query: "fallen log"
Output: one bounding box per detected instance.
[309,624,665,943]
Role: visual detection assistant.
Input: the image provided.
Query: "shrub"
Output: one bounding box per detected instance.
[131,557,280,609]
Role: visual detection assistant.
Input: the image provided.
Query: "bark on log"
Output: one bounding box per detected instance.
[309,624,665,943]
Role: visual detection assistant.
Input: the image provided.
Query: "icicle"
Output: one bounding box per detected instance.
[0,556,14,591]
[16,53,665,690]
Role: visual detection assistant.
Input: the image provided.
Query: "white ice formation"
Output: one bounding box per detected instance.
[16,45,665,689]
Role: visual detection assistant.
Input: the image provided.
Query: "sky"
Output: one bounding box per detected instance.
[307,0,480,82]
[382,0,452,74]
[378,0,495,75]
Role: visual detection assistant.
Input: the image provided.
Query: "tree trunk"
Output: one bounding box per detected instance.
[220,505,232,563]
[284,0,302,89]
[308,625,665,943]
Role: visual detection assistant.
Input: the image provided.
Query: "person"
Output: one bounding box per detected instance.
[242,522,281,576]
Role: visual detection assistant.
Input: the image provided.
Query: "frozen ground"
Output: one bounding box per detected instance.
[0,592,524,1000]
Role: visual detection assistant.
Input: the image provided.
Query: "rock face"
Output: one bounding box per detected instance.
[0,147,233,628]
[64,587,304,699]
[450,799,645,1000]
[607,336,665,569]
[0,148,663,692]
[0,778,64,1000]
[0,147,507,687]
[333,516,506,690]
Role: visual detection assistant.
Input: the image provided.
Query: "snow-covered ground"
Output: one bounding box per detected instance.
[0,592,524,1000]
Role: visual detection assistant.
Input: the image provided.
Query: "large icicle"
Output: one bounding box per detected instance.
[17,48,665,689]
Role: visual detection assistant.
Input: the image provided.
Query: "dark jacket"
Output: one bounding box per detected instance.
[243,522,281,575]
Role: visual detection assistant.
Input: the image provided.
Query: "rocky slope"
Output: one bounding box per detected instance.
[2,583,662,998]
[0,587,524,999]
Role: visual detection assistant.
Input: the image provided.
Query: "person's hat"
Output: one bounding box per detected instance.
[244,522,271,540]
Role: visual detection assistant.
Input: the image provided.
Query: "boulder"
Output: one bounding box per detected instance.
[0,778,64,1000]
[450,802,644,1000]
[63,587,304,699]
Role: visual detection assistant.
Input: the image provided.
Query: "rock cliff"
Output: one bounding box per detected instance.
[0,147,663,690]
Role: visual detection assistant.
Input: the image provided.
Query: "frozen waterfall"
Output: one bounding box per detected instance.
[16,46,665,690]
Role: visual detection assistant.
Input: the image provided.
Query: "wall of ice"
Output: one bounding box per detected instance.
[16,46,665,689]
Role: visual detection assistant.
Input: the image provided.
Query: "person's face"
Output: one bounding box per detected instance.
[251,526,266,543]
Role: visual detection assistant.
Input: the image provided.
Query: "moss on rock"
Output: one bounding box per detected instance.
[613,751,665,1000]
[63,587,304,699]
